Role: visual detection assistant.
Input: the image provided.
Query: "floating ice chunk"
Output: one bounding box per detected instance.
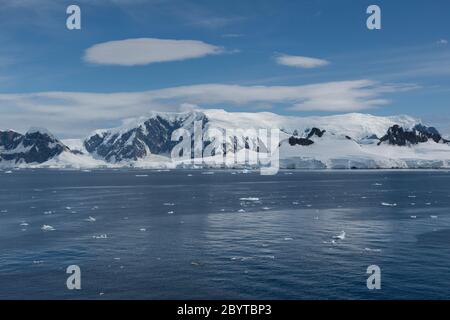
[333,231,346,240]
[191,261,200,266]
[20,222,29,226]
[135,174,148,177]
[284,237,294,241]
[262,207,270,210]
[93,234,108,239]
[5,171,12,174]
[430,215,438,219]
[41,225,55,231]
[381,202,397,207]
[306,204,312,208]
[44,210,53,215]
[425,203,432,206]
[373,183,383,186]
[238,209,246,213]
[163,203,175,206]
[202,171,215,175]
[167,211,174,215]
[408,195,417,198]
[1,209,7,213]
[239,197,260,201]
[85,216,96,222]
[65,206,72,210]
[292,201,299,205]
[139,228,146,232]
[364,248,382,252]
[187,174,193,177]
[410,215,417,219]
[33,260,44,264]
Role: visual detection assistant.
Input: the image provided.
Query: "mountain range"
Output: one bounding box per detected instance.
[1,109,450,169]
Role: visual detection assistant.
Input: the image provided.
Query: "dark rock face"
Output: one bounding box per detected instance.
[288,127,325,146]
[0,129,69,164]
[307,128,326,139]
[288,136,314,146]
[84,113,208,162]
[378,124,446,146]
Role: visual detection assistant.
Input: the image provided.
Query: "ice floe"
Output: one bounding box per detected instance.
[93,234,108,239]
[333,231,346,240]
[41,225,55,231]
[381,202,397,207]
[239,197,260,201]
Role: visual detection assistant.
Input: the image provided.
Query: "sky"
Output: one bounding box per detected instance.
[0,0,449,138]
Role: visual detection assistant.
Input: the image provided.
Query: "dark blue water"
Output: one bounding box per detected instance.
[0,169,449,299]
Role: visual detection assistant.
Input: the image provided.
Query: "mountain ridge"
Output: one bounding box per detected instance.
[1,110,449,169]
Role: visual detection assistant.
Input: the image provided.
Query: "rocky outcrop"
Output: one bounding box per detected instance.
[378,124,447,146]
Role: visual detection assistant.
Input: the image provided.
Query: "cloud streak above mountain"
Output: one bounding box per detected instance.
[0,80,417,137]
[84,38,224,66]
[275,54,330,69]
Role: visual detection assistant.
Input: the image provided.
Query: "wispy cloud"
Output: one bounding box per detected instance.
[84,38,224,66]
[275,54,330,69]
[436,39,448,45]
[0,80,416,137]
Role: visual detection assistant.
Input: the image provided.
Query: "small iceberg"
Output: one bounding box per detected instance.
[430,215,438,219]
[41,225,55,231]
[239,197,260,201]
[333,231,346,240]
[381,202,397,207]
[364,248,382,253]
[238,209,246,213]
[93,234,108,239]
[85,216,96,222]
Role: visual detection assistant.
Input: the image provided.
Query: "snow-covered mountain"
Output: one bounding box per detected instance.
[0,128,69,166]
[2,110,450,169]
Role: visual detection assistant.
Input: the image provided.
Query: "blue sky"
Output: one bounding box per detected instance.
[0,0,449,137]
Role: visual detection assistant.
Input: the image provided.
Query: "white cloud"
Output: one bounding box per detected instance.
[84,38,224,66]
[436,39,448,45]
[276,54,330,69]
[0,80,416,137]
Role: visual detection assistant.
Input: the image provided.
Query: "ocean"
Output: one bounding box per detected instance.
[0,169,449,299]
